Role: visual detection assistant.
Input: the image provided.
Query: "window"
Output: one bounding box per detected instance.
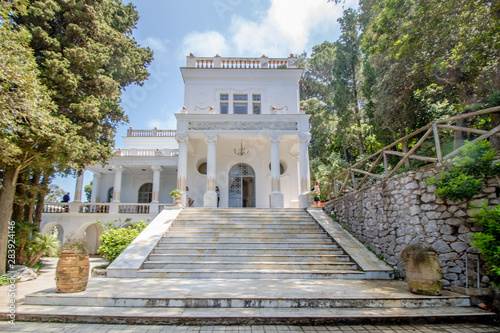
[233,94,248,114]
[138,183,153,203]
[252,94,261,114]
[220,94,228,114]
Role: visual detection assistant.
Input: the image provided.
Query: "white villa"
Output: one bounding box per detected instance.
[41,54,312,252]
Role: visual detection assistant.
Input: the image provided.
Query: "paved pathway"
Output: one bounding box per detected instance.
[1,257,499,332]
[0,322,499,332]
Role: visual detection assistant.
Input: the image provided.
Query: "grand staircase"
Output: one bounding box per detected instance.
[9,208,494,325]
[139,208,366,279]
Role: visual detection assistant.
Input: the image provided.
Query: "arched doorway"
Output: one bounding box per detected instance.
[138,183,153,203]
[228,163,256,207]
[77,223,103,255]
[41,222,64,244]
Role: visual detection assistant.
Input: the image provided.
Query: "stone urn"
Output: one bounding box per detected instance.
[174,194,182,206]
[401,244,442,296]
[305,192,315,207]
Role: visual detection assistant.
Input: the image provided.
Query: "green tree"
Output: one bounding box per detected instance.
[44,184,66,203]
[364,0,500,144]
[0,0,75,275]
[84,181,92,203]
[18,0,154,168]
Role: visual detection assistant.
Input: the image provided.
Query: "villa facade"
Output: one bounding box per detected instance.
[41,55,312,251]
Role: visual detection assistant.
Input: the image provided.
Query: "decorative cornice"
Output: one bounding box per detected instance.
[188,121,297,131]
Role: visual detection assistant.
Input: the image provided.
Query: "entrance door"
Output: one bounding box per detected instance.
[228,163,256,207]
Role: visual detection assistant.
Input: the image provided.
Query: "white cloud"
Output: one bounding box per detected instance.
[143,37,169,54]
[180,0,357,58]
[180,31,230,59]
[148,113,177,130]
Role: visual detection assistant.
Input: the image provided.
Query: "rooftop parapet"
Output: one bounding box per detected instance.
[186,54,299,69]
[127,128,176,137]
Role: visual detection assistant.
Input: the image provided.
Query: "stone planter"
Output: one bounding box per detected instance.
[405,250,442,296]
[174,195,182,207]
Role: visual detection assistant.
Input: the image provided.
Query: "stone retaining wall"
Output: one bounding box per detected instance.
[324,163,499,288]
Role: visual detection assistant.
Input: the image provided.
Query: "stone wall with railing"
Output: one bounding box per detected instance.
[324,163,499,289]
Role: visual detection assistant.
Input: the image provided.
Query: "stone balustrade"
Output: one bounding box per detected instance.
[126,128,176,137]
[79,204,109,213]
[43,203,69,213]
[119,204,150,214]
[114,148,178,157]
[186,55,299,69]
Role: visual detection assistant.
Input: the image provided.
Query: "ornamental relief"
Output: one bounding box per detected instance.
[188,121,298,131]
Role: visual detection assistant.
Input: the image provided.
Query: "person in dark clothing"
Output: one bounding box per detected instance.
[62,192,70,202]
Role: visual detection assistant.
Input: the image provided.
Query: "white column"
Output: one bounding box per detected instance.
[176,134,189,206]
[112,165,123,203]
[151,165,162,203]
[299,133,312,208]
[204,134,218,207]
[74,173,84,202]
[269,134,284,208]
[91,172,102,203]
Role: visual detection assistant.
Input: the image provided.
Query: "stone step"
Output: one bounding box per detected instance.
[174,219,315,224]
[161,233,330,239]
[24,292,470,309]
[147,254,351,262]
[142,261,359,270]
[135,269,367,279]
[152,248,345,255]
[156,242,337,248]
[169,226,323,231]
[160,235,332,242]
[6,305,493,325]
[172,221,319,227]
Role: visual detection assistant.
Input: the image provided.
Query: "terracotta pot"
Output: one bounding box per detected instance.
[55,251,89,293]
[405,250,442,296]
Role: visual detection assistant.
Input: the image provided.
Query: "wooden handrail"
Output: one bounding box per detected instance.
[332,106,500,198]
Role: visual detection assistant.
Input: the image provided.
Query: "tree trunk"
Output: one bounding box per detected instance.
[34,171,51,229]
[454,108,473,150]
[352,63,365,155]
[0,167,21,275]
[24,171,42,223]
[11,172,26,223]
[491,112,500,151]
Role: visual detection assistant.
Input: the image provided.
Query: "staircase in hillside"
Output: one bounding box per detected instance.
[138,208,368,279]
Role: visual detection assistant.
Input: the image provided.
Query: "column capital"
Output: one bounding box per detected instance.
[176,133,189,143]
[269,134,282,143]
[298,133,311,143]
[112,165,123,172]
[93,172,102,179]
[151,165,163,172]
[204,133,218,144]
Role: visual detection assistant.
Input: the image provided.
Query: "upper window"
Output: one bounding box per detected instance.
[233,94,248,114]
[220,94,228,114]
[252,94,261,114]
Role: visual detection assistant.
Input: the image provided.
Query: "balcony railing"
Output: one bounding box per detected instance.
[114,148,178,157]
[80,204,110,213]
[42,202,175,215]
[127,128,176,137]
[186,55,299,69]
[43,203,69,213]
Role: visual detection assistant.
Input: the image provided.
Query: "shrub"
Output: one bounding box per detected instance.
[427,140,500,202]
[470,202,500,287]
[98,222,147,263]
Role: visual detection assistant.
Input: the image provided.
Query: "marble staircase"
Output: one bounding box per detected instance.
[137,208,373,279]
[6,208,494,325]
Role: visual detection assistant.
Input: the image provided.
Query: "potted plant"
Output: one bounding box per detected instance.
[55,234,91,293]
[401,243,442,296]
[170,189,182,206]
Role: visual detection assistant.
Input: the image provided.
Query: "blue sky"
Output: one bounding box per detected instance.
[54,0,358,196]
